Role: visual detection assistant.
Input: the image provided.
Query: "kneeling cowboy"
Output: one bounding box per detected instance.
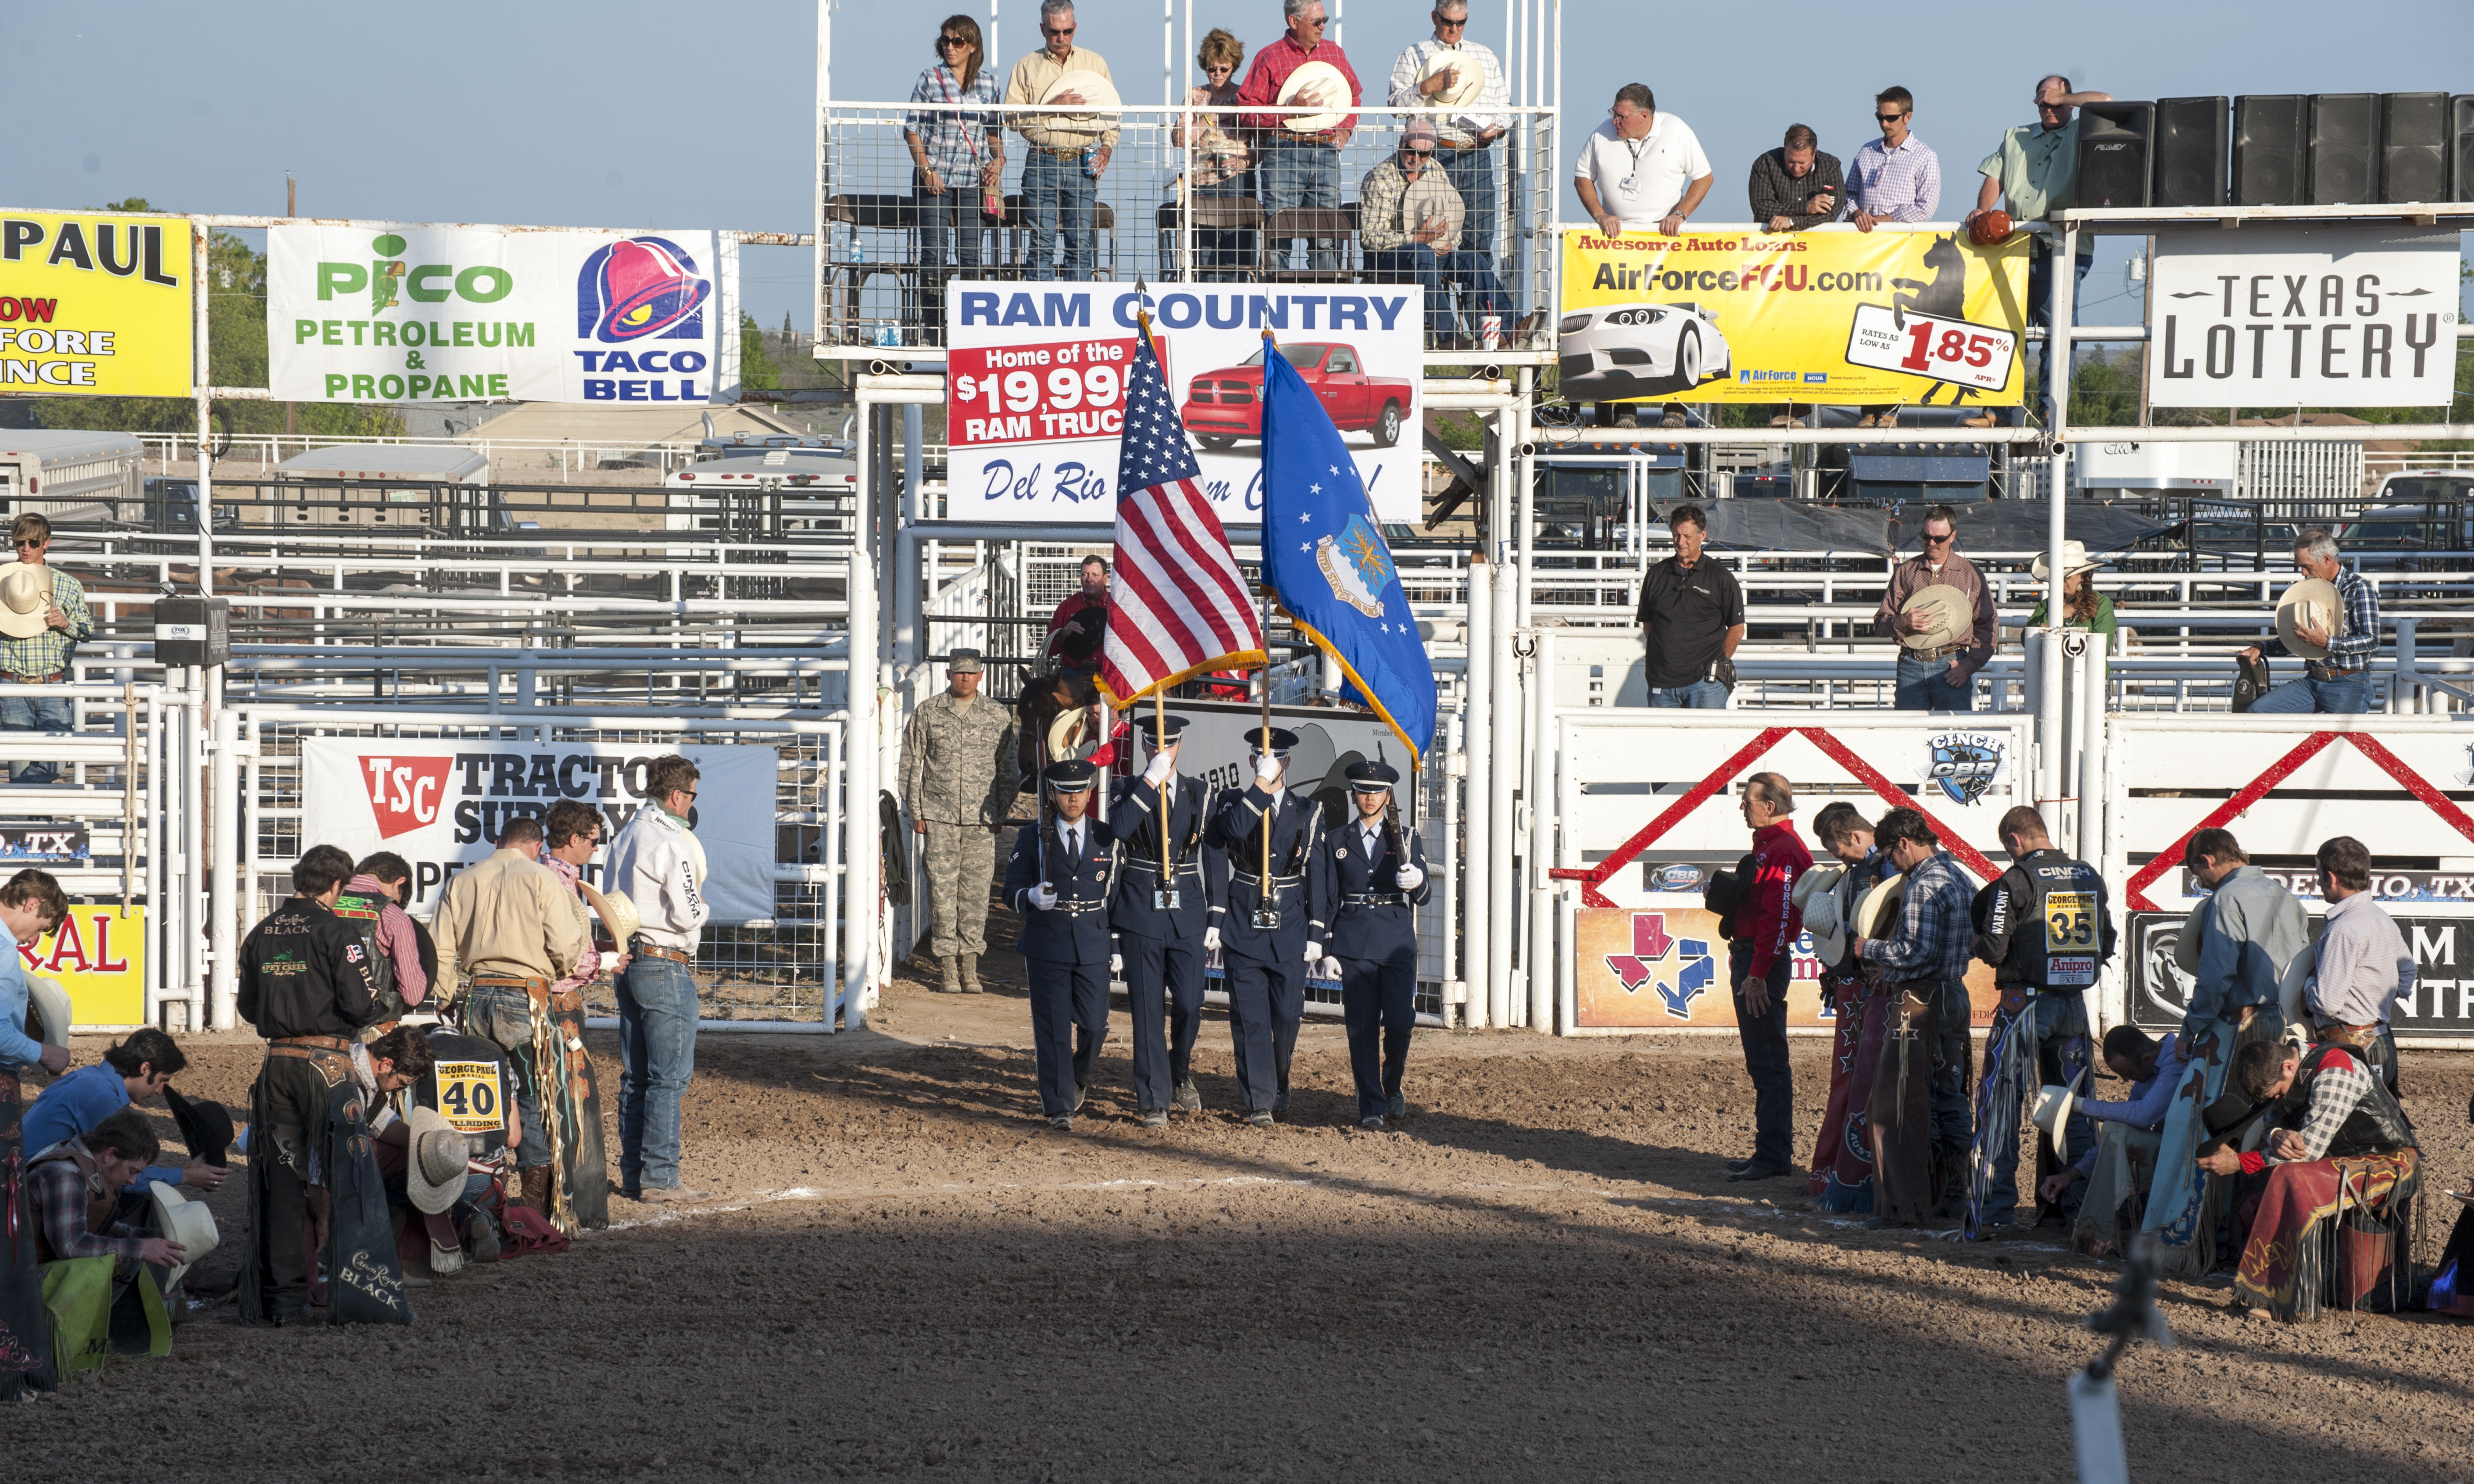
[1315,759,1431,1131]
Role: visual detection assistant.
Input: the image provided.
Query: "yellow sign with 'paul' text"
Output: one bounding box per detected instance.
[0,212,196,398]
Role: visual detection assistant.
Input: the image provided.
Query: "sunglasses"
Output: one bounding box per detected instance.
[1434,15,1467,24]
[13,539,44,549]
[1876,112,1908,124]
[1042,24,1075,35]
[1922,530,1953,545]
[938,35,971,48]
[1404,146,1434,156]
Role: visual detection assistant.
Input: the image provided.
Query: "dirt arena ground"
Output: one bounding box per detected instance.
[15,935,2474,1479]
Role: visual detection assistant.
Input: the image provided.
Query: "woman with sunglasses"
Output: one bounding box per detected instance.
[904,16,1006,337]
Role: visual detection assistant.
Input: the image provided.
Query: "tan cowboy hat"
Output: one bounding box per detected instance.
[405,1104,471,1216]
[1402,170,1466,251]
[1853,872,1907,942]
[28,974,72,1047]
[2275,577,2342,661]
[1417,48,1486,110]
[1900,587,1969,651]
[146,1179,220,1292]
[1045,706,1098,763]
[2030,540,2102,582]
[0,562,53,641]
[1277,59,1351,132]
[582,882,639,946]
[2172,906,2203,975]
[2276,942,2314,1031]
[1792,864,1848,964]
[2031,1066,2089,1160]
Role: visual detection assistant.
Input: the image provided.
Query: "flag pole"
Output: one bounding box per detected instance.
[1259,328,1277,888]
[1154,688,1169,882]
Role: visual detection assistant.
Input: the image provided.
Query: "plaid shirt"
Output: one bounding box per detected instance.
[906,62,1003,184]
[1384,37,1508,145]
[28,1136,151,1265]
[2271,565,2380,671]
[2241,1047,2379,1172]
[1843,134,1941,223]
[1860,850,1976,982]
[0,564,91,678]
[1358,158,1464,253]
[1747,147,1844,230]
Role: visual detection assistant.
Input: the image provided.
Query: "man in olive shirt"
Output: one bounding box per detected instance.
[1635,503,1744,709]
[1967,74,2111,407]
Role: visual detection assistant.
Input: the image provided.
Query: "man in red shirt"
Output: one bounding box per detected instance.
[1047,554,1110,673]
[1726,770,1811,1182]
[1236,0,1361,273]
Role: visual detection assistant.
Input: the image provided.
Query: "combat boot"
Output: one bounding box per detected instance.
[937,956,964,993]
[959,953,985,993]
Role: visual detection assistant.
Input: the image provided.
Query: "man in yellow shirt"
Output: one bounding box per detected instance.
[1004,0,1118,281]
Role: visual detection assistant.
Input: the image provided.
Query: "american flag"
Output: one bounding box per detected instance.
[1097,331,1264,705]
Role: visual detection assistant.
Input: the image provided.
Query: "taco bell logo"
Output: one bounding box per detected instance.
[1923,731,2004,805]
[577,236,710,343]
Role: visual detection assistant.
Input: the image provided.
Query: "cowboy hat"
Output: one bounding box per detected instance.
[27,974,72,1048]
[2276,943,2314,1031]
[1276,59,1351,132]
[581,882,640,947]
[2030,540,2102,583]
[405,1104,471,1216]
[1793,864,1848,964]
[2275,577,2343,661]
[146,1179,219,1292]
[1417,48,1487,111]
[2031,1066,2089,1160]
[2173,903,2204,975]
[1038,69,1122,121]
[1900,587,1969,651]
[0,563,53,641]
[1853,872,1908,942]
[162,1085,236,1167]
[1045,706,1098,763]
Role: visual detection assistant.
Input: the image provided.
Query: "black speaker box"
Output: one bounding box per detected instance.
[2379,91,2451,202]
[2153,96,2229,207]
[2076,101,2153,208]
[2456,95,2474,202]
[2309,92,2380,204]
[2233,94,2309,205]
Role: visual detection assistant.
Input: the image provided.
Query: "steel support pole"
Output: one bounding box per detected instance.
[845,536,878,1031]
[183,675,211,1026]
[2077,641,2107,870]
[209,706,239,1032]
[1489,562,1519,1026]
[1527,626,1556,1034]
[2039,220,2078,817]
[191,221,214,599]
[1461,555,1492,1029]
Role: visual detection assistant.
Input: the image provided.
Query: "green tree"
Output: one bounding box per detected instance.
[740,310,784,391]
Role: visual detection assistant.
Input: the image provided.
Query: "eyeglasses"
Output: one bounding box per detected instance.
[1041,24,1075,35]
[1875,112,1908,124]
[1921,530,1954,545]
[1403,146,1434,157]
[13,539,44,550]
[1433,15,1467,26]
[938,35,970,48]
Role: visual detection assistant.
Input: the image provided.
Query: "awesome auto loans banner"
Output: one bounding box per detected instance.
[268,224,719,404]
[1558,227,2030,405]
[943,281,1423,524]
[301,740,777,922]
[0,212,194,397]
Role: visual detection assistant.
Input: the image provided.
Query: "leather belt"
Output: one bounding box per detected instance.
[271,1034,350,1052]
[1343,892,1408,907]
[1269,132,1343,146]
[1045,900,1109,916]
[0,671,64,684]
[1231,871,1303,888]
[470,975,547,989]
[1908,644,1967,661]
[1037,144,1091,159]
[630,941,693,964]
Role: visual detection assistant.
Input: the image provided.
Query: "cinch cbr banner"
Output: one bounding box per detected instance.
[267,224,721,405]
[1558,227,2031,406]
[299,740,777,923]
[0,212,194,398]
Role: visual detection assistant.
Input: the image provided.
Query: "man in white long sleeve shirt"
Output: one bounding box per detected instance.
[603,754,712,1204]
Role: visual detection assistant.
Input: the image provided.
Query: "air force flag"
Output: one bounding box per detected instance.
[1258,337,1437,764]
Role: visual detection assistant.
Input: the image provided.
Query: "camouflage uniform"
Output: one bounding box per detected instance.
[899,685,1021,974]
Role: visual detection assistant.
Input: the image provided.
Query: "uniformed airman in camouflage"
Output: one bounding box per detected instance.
[900,650,1022,992]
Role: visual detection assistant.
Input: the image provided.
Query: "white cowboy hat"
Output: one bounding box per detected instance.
[2275,577,2342,661]
[1900,587,1970,651]
[405,1104,471,1216]
[582,882,640,946]
[1402,170,1466,252]
[1039,68,1121,127]
[2030,540,2102,582]
[2173,901,2204,975]
[1852,872,1907,942]
[146,1179,220,1292]
[28,974,73,1048]
[0,562,53,641]
[1276,60,1351,132]
[2276,942,2314,1031]
[1417,49,1486,111]
[1792,864,1847,964]
[1045,706,1099,763]
[2030,1065,2089,1160]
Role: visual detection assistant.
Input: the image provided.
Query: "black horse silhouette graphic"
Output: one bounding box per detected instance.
[1889,233,1977,406]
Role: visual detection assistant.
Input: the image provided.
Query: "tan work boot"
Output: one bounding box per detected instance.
[937,956,963,993]
[959,953,984,993]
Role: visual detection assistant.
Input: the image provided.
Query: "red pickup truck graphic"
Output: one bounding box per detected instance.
[1178,342,1409,450]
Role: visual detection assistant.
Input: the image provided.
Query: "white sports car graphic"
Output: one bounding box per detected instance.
[1557,302,1732,398]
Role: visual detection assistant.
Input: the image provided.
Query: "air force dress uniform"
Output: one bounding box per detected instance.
[1314,761,1431,1127]
[1097,716,1221,1127]
[1204,729,1331,1124]
[1003,760,1120,1129]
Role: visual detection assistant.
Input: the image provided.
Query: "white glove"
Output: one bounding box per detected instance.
[1143,752,1174,786]
[1029,884,1059,911]
[1204,925,1222,952]
[1395,864,1424,891]
[1110,952,1124,973]
[1302,942,1323,965]
[1254,757,1281,786]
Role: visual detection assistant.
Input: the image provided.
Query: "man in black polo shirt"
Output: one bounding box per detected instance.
[1635,503,1746,708]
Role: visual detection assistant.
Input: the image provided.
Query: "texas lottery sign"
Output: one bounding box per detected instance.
[268,223,721,404]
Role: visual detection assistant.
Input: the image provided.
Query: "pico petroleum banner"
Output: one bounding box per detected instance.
[267,224,721,404]
[0,212,195,398]
[1557,226,2031,406]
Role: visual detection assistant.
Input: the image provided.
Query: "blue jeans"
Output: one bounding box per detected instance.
[1728,943,1795,1170]
[2250,672,2369,714]
[1439,140,1500,262]
[1259,141,1341,271]
[1366,247,1509,339]
[460,984,552,1170]
[1,690,71,785]
[1894,652,1973,713]
[615,952,699,1192]
[909,178,986,332]
[1021,149,1098,281]
[1646,680,1729,709]
[2029,244,2095,421]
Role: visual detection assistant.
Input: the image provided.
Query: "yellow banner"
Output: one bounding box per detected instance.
[16,906,148,1028]
[1558,227,2032,405]
[0,213,195,398]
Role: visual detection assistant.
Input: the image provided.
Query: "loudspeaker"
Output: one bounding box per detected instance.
[2076,101,2153,208]
[2233,94,2309,205]
[2379,92,2451,202]
[2457,95,2474,202]
[2153,96,2229,207]
[2308,92,2380,204]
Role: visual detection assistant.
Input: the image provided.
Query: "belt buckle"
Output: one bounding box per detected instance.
[1251,908,1281,929]
[1153,888,1181,911]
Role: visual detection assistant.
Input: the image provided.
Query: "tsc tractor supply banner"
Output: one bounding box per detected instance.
[942,281,1424,524]
[0,212,194,398]
[267,224,721,405]
[300,740,778,923]
[2144,226,2460,409]
[1558,227,2031,406]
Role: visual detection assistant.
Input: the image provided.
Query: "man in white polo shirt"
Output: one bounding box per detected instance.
[1574,83,1711,238]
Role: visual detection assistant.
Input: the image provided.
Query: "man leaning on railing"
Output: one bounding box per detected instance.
[0,514,92,789]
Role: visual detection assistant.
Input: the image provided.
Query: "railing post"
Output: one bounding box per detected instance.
[1527,625,1556,1034]
[210,708,240,1032]
[1462,554,1492,1029]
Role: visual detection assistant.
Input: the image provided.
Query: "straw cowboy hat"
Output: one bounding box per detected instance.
[1899,587,1970,651]
[1792,864,1849,967]
[1039,68,1122,128]
[405,1104,472,1217]
[27,974,72,1047]
[581,881,640,947]
[1277,59,1352,132]
[0,562,54,641]
[2275,577,2343,661]
[146,1179,220,1292]
[1417,48,1488,111]
[1852,872,1908,942]
[2031,540,2102,582]
[2030,1066,2089,1160]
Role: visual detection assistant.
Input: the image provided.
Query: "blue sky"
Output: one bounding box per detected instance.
[6,0,2469,332]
